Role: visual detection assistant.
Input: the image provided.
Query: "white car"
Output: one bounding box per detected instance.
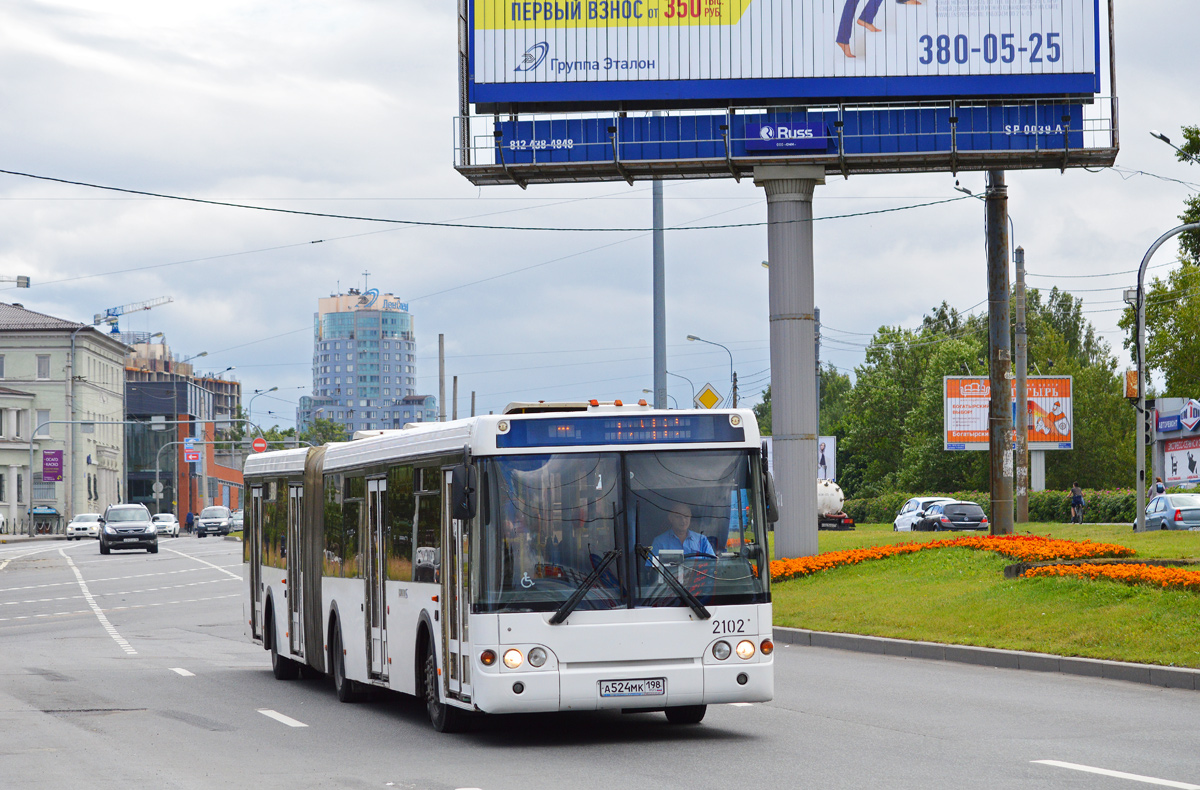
[152,513,180,538]
[66,513,102,540]
[893,497,957,532]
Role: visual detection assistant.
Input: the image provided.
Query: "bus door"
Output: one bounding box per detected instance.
[287,484,304,657]
[248,487,263,641]
[366,478,388,678]
[442,470,471,700]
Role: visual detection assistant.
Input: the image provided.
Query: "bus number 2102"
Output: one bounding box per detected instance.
[712,619,747,635]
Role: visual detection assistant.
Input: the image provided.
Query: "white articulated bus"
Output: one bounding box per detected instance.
[243,401,775,731]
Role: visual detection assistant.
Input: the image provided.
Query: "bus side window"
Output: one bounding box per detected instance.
[343,476,365,579]
[414,467,441,583]
[323,473,344,577]
[263,479,286,570]
[387,465,414,581]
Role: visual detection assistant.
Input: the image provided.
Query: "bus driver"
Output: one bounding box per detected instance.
[651,502,716,559]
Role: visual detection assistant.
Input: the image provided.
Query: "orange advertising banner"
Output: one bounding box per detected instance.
[944,376,1073,451]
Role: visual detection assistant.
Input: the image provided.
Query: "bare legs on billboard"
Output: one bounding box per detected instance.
[756,165,825,559]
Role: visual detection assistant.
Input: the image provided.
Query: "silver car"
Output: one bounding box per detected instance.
[1144,494,1200,530]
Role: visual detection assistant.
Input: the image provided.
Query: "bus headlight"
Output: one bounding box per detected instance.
[503,649,523,669]
[736,640,756,660]
[712,640,732,660]
[527,647,547,667]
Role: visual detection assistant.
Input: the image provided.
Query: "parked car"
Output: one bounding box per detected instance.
[151,513,180,538]
[893,497,956,531]
[913,501,989,531]
[1144,494,1200,530]
[195,506,233,538]
[99,504,158,555]
[66,513,102,540]
[231,510,244,531]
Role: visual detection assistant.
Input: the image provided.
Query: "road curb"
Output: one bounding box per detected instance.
[773,626,1200,691]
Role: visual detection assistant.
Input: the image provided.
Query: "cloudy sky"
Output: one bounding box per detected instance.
[1,0,1197,426]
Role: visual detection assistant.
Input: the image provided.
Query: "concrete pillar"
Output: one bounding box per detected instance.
[6,464,17,533]
[755,165,824,559]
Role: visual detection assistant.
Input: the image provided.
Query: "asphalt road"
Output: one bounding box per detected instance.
[1,538,1198,790]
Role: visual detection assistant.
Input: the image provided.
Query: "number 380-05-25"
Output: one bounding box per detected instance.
[712,619,747,635]
[918,32,1061,65]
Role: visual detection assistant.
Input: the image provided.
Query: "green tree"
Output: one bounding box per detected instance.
[300,417,350,445]
[752,364,853,437]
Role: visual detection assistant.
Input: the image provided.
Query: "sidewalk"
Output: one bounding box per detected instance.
[774,626,1200,691]
[0,533,69,545]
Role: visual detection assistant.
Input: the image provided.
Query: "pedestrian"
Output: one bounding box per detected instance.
[1154,476,1166,495]
[185,511,194,534]
[1069,482,1084,523]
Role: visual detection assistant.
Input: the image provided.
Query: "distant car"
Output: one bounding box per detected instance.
[1144,494,1200,530]
[231,510,244,531]
[99,504,158,555]
[151,513,180,538]
[66,513,102,540]
[913,501,988,531]
[195,506,232,538]
[893,497,956,532]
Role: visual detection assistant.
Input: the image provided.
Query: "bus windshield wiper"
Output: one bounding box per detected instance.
[549,549,621,625]
[636,545,712,620]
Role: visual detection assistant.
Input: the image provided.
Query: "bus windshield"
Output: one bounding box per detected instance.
[476,450,769,614]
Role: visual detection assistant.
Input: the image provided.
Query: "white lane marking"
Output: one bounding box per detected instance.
[1033,761,1200,789]
[3,594,82,606]
[170,667,195,677]
[0,593,241,623]
[0,545,64,570]
[0,566,220,594]
[164,546,242,580]
[59,548,137,656]
[258,709,308,728]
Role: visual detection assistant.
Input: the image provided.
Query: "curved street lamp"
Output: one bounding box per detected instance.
[686,335,737,407]
[248,387,279,434]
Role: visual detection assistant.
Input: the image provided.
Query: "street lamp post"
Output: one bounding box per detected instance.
[1132,222,1200,531]
[667,371,695,406]
[642,389,678,409]
[1150,131,1200,166]
[686,335,737,407]
[248,387,279,435]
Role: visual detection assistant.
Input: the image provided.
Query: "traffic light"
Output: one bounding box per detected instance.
[1144,399,1156,448]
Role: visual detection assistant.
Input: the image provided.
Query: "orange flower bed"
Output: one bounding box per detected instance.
[1023,562,1200,593]
[770,535,1134,583]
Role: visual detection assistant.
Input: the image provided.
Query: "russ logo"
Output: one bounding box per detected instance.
[515,42,548,72]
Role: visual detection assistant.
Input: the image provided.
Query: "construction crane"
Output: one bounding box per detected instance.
[94,296,173,332]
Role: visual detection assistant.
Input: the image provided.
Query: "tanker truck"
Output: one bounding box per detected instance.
[817,479,856,530]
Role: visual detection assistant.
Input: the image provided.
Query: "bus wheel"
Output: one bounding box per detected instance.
[270,614,300,681]
[423,646,468,733]
[665,705,707,725]
[331,626,360,702]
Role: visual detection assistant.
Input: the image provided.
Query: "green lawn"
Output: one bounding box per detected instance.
[770,523,1200,667]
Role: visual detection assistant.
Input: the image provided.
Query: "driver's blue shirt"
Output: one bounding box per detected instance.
[650,529,716,558]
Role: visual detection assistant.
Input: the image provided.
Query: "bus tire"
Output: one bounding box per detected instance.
[423,645,468,733]
[331,624,361,702]
[665,705,707,725]
[268,609,300,681]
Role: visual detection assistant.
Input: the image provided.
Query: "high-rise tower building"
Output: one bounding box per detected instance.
[296,289,436,435]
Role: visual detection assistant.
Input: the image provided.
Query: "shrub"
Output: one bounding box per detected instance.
[844,488,1139,525]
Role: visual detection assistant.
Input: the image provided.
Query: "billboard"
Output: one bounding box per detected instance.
[469,0,1100,107]
[1164,436,1200,488]
[42,450,63,483]
[944,375,1072,451]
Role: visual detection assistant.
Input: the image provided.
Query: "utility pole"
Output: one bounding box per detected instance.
[652,175,667,410]
[1014,247,1029,522]
[814,306,821,436]
[470,390,476,417]
[452,376,459,421]
[986,171,1014,535]
[438,334,446,422]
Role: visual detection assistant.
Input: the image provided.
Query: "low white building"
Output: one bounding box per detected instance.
[0,303,126,532]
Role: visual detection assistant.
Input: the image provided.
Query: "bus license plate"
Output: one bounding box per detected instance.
[600,678,665,697]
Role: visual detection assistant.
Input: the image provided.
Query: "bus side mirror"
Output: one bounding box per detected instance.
[451,464,477,521]
[763,471,780,524]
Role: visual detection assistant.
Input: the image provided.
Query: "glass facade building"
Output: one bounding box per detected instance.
[296,290,437,434]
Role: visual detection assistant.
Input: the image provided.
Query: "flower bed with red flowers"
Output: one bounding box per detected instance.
[770,534,1135,583]
[1023,562,1200,593]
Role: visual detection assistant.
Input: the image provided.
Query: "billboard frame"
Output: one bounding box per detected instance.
[944,374,1074,452]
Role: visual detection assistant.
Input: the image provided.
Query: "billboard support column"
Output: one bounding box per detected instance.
[755,165,824,559]
[1014,247,1029,522]
[986,170,1013,535]
[652,174,667,410]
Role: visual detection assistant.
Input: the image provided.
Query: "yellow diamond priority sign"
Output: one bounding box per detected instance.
[695,383,723,410]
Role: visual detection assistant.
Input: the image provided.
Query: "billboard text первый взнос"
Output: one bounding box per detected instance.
[470,0,1099,107]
